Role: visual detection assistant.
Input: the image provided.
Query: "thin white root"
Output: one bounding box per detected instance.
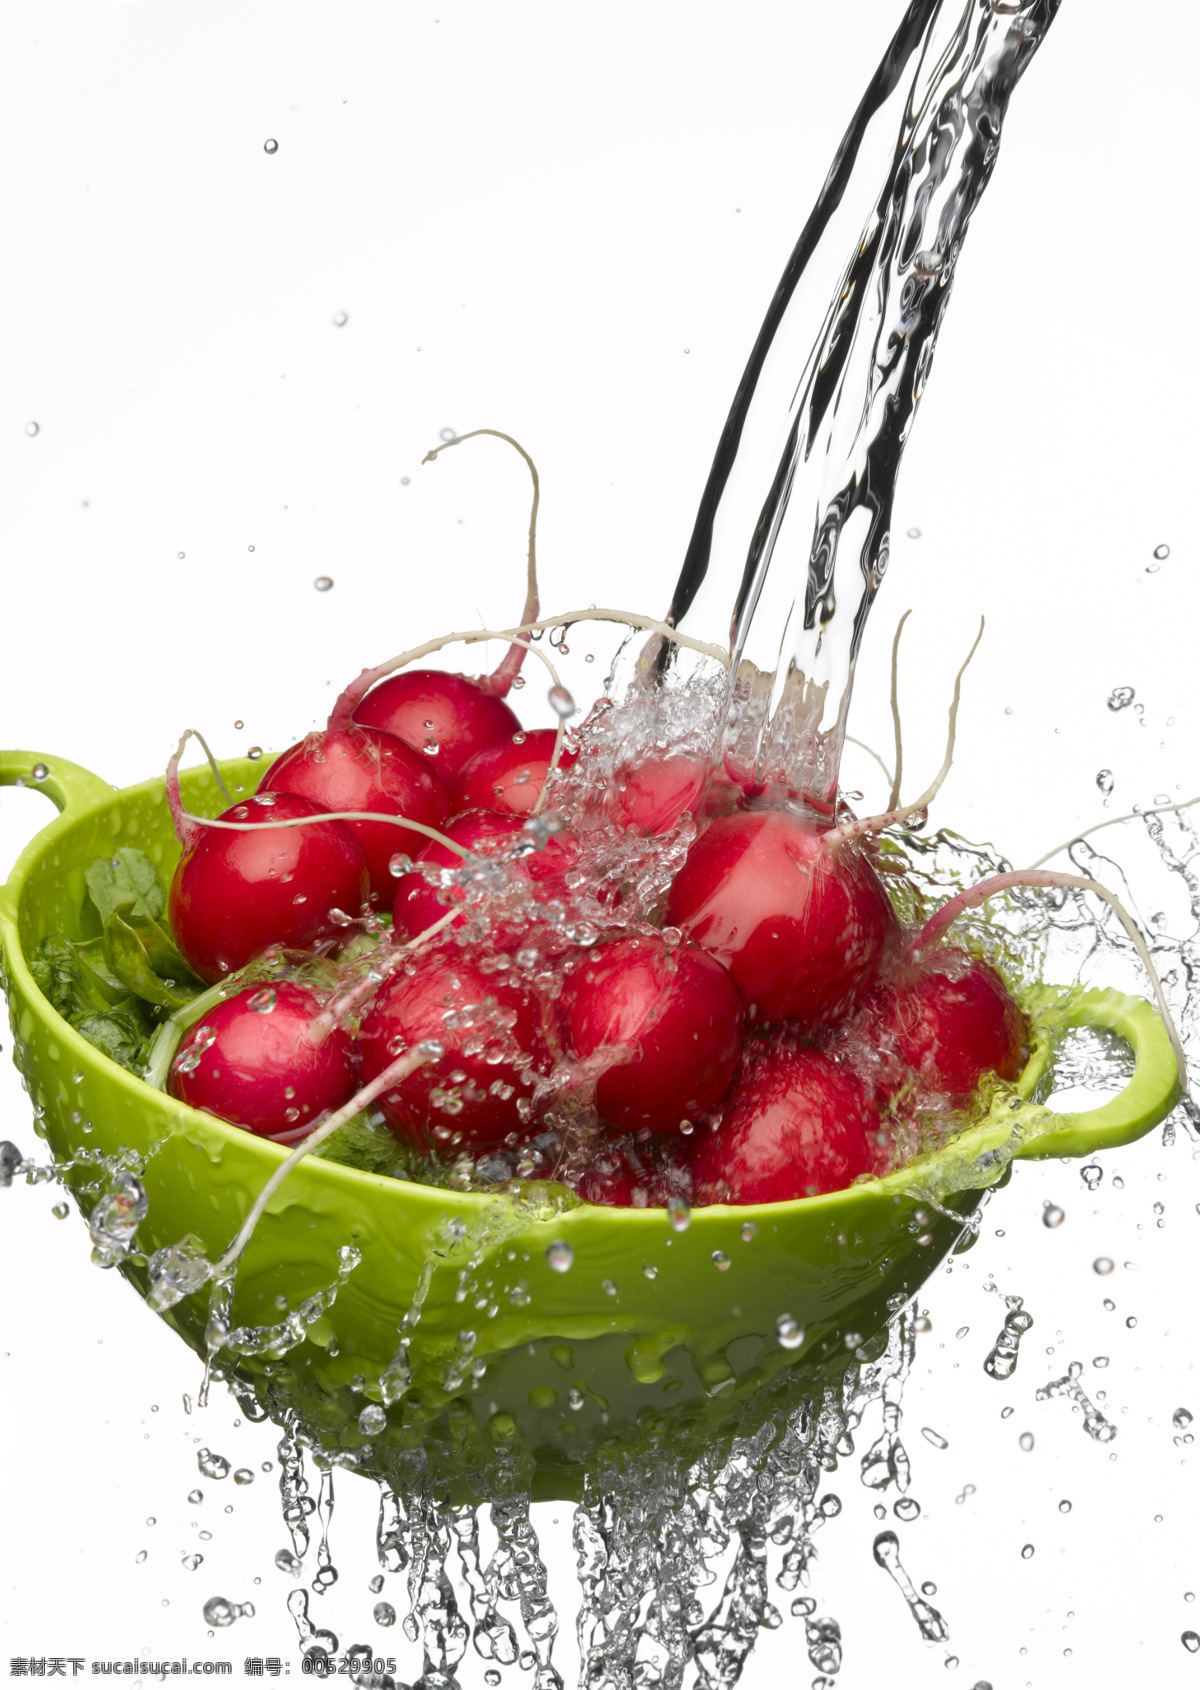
[887,609,912,813]
[844,734,895,792]
[1029,794,1200,871]
[178,805,475,858]
[329,611,729,733]
[213,1045,431,1275]
[422,428,542,697]
[166,730,232,842]
[308,907,461,1045]
[913,867,1188,1088]
[836,615,985,847]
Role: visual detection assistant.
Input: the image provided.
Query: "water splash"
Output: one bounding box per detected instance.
[983,1297,1034,1381]
[1036,1361,1118,1444]
[664,0,1061,801]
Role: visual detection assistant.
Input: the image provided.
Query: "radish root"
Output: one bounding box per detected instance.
[166,730,233,844]
[1030,794,1200,870]
[213,1044,432,1275]
[887,609,912,813]
[913,867,1187,1087]
[835,616,984,847]
[421,428,542,698]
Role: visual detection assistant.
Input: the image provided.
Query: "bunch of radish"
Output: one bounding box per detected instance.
[156,433,1054,1209]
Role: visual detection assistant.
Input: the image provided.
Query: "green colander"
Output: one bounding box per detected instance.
[0,750,1182,1501]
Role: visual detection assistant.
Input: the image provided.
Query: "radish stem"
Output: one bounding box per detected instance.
[886,609,912,813]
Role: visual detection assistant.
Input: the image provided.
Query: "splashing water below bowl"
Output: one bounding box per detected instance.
[0,751,1179,1505]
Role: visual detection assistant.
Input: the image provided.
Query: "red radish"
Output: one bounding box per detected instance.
[862,948,1026,1102]
[609,754,708,835]
[451,728,577,818]
[560,933,743,1135]
[352,670,523,784]
[167,982,356,1140]
[258,725,449,905]
[665,809,898,1028]
[391,808,578,942]
[357,952,550,1152]
[691,1044,878,1204]
[169,792,370,983]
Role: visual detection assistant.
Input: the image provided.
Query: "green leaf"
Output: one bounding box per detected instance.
[84,847,166,925]
[72,1010,155,1073]
[102,903,201,1012]
[32,935,134,1019]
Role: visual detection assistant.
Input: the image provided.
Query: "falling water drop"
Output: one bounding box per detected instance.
[1093,1257,1114,1275]
[545,1241,573,1273]
[314,576,334,592]
[1042,1202,1065,1228]
[263,138,278,154]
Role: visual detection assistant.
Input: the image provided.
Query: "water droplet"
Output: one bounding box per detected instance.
[776,1314,804,1350]
[1093,1257,1114,1275]
[907,526,922,539]
[1174,1408,1194,1430]
[263,138,278,154]
[30,762,49,783]
[1093,1355,1109,1368]
[439,427,457,442]
[601,1278,617,1297]
[182,1553,204,1572]
[1154,543,1171,560]
[894,1497,920,1521]
[545,1241,573,1273]
[248,987,277,1014]
[955,1325,969,1340]
[642,1263,658,1280]
[50,1200,68,1219]
[1081,1164,1103,1191]
[1107,686,1135,711]
[233,1468,255,1486]
[485,1674,502,1687]
[1019,1432,1034,1451]
[740,1221,758,1242]
[1021,1544,1035,1560]
[1126,1316,1138,1329]
[712,1250,731,1271]
[359,1404,387,1435]
[274,1550,303,1576]
[1096,769,1115,796]
[188,1489,203,1505]
[373,1602,396,1627]
[1042,1202,1065,1228]
[332,311,348,328]
[198,1448,231,1480]
[1183,1632,1200,1654]
[921,1427,949,1449]
[24,420,39,437]
[667,1197,691,1232]
[248,746,263,761]
[1059,1499,1072,1513]
[314,576,334,592]
[548,685,576,720]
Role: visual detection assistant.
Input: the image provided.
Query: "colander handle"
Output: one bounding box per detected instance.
[1014,987,1184,1161]
[0,750,116,913]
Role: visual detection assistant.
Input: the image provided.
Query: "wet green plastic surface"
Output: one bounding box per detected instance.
[0,749,1183,1499]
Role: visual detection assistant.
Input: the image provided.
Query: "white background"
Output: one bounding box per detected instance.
[1,1,1198,1685]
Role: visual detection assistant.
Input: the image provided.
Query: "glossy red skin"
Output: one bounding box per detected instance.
[167,983,356,1140]
[610,754,708,835]
[560,934,743,1135]
[168,793,370,983]
[665,810,899,1028]
[451,729,578,818]
[357,953,549,1152]
[862,948,1026,1102]
[691,1045,878,1204]
[259,725,449,905]
[392,808,578,942]
[352,669,521,782]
